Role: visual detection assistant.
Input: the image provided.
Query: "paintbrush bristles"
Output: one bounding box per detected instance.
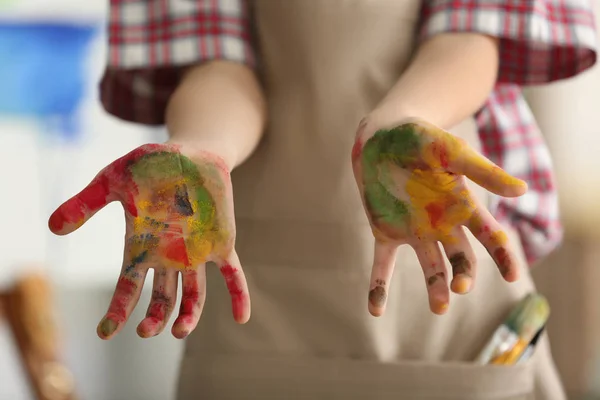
[504,293,549,340]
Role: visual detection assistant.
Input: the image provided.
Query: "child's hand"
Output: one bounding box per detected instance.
[352,118,528,316]
[49,143,249,340]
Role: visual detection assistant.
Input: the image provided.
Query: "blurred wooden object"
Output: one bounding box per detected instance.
[0,273,77,400]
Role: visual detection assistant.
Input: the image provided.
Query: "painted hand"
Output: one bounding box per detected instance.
[352,118,528,316]
[48,143,249,339]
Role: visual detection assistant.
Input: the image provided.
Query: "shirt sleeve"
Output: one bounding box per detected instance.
[418,0,598,85]
[99,0,256,125]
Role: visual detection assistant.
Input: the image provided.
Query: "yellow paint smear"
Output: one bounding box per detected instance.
[489,230,508,246]
[490,339,528,365]
[421,135,463,170]
[127,176,227,268]
[405,168,473,241]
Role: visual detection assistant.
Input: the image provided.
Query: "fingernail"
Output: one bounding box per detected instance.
[451,276,472,294]
[368,285,387,308]
[99,318,117,338]
[432,302,449,315]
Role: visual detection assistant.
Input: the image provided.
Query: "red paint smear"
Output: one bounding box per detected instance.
[180,281,199,314]
[432,140,449,169]
[106,277,137,323]
[351,139,363,162]
[50,144,171,232]
[425,202,444,229]
[80,175,111,210]
[49,175,112,232]
[220,265,245,320]
[177,297,198,327]
[123,191,138,217]
[180,298,196,317]
[89,144,167,214]
[470,218,490,236]
[107,145,168,216]
[163,236,191,266]
[148,302,166,321]
[494,247,511,276]
[49,200,79,232]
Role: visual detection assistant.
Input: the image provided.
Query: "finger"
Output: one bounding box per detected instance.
[441,228,477,295]
[447,143,527,198]
[48,172,114,235]
[48,144,156,236]
[137,268,179,338]
[411,119,527,197]
[413,242,449,315]
[172,266,207,339]
[368,241,398,317]
[97,262,148,340]
[217,250,251,324]
[467,207,520,283]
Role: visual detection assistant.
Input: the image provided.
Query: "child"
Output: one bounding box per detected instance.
[50,0,597,398]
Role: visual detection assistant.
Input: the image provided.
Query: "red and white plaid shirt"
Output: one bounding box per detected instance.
[100,0,597,265]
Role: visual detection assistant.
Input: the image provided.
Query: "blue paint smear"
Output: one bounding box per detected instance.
[0,22,98,140]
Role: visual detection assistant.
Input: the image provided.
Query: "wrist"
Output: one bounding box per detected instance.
[166,136,238,171]
[357,106,421,139]
[368,102,420,125]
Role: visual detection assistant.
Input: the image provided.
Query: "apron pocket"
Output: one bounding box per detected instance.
[177,353,534,400]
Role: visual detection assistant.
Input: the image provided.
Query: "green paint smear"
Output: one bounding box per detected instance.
[362,125,421,167]
[195,186,215,226]
[129,151,220,236]
[361,125,422,226]
[130,152,201,182]
[504,293,549,336]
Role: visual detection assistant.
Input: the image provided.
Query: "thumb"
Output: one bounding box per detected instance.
[49,173,114,235]
[448,144,527,197]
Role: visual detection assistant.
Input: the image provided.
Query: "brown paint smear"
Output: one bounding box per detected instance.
[427,272,445,286]
[449,252,472,277]
[369,286,387,307]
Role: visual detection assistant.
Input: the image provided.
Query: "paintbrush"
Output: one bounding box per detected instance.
[515,326,545,364]
[475,293,549,365]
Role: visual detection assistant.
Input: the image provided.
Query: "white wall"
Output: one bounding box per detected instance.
[0,27,167,288]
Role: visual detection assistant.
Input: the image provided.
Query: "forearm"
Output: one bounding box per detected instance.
[370,33,499,129]
[166,60,267,170]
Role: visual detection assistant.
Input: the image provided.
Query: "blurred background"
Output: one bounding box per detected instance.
[0,1,599,399]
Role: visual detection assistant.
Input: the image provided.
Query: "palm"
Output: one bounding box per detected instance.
[122,149,231,268]
[352,119,527,315]
[49,144,249,340]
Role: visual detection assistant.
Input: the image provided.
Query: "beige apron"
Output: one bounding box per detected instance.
[176,1,565,399]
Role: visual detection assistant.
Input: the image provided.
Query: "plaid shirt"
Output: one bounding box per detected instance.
[100,0,597,265]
